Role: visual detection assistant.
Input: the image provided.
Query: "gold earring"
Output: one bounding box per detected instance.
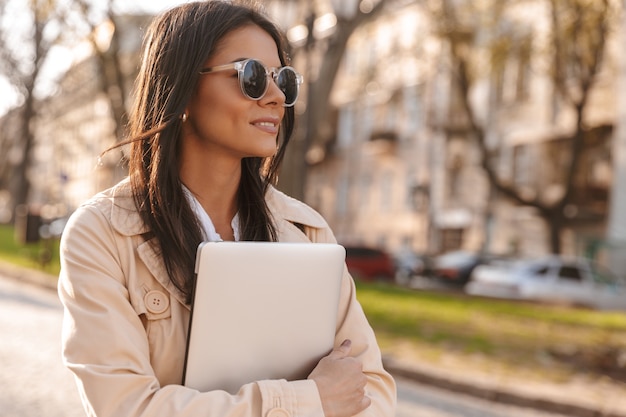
[181,113,188,122]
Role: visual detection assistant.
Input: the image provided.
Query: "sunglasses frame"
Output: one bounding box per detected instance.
[199,59,303,107]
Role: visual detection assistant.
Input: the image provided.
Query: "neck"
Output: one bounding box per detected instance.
[180,158,241,241]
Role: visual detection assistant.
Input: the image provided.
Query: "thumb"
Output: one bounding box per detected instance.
[328,339,352,359]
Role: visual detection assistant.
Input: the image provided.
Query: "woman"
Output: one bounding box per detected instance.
[58,1,396,417]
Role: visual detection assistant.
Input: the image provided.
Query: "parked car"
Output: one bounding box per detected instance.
[465,256,626,310]
[344,245,395,282]
[393,250,433,284]
[430,250,501,286]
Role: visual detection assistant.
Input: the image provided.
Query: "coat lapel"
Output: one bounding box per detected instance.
[267,186,328,243]
[109,179,190,309]
[108,180,327,308]
[137,240,190,309]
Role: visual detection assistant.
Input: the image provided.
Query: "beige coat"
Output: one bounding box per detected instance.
[58,178,396,417]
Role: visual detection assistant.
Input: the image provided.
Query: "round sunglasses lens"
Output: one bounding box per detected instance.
[277,68,298,105]
[242,60,267,99]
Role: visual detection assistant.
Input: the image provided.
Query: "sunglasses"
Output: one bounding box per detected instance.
[199,59,303,107]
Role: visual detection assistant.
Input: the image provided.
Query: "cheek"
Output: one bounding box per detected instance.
[188,97,227,130]
[199,76,241,105]
[187,79,257,140]
[190,101,252,145]
[194,84,247,121]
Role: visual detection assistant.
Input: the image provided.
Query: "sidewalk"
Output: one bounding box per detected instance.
[2,260,626,417]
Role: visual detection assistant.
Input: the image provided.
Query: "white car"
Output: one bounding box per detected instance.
[465,256,626,311]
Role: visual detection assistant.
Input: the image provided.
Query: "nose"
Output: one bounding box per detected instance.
[259,73,286,107]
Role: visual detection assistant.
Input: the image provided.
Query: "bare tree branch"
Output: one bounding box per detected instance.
[435,0,614,253]
[280,0,390,199]
[73,0,128,142]
[0,0,68,212]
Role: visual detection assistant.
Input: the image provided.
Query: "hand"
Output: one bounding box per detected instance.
[308,339,371,417]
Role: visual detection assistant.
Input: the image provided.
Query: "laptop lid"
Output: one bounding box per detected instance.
[183,241,346,393]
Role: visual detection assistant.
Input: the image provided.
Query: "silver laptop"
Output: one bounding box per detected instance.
[183,241,346,393]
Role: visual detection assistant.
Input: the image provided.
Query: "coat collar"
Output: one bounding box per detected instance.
[109,178,149,237]
[109,178,327,237]
[107,178,328,304]
[107,179,188,306]
[266,186,328,230]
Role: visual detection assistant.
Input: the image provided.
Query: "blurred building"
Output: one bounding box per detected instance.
[606,0,626,273]
[38,14,149,210]
[305,3,442,253]
[0,14,149,216]
[0,0,622,268]
[273,0,622,260]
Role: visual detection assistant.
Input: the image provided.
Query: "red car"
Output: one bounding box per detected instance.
[343,246,395,282]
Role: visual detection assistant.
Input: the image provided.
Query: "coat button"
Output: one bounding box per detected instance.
[144,290,169,314]
[266,408,290,417]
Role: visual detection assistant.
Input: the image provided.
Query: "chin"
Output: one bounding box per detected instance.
[255,142,279,158]
[259,149,279,158]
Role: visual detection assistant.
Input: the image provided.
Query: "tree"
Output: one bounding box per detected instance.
[278,0,389,200]
[67,0,139,184]
[605,0,626,273]
[72,0,129,145]
[0,0,67,217]
[432,0,615,253]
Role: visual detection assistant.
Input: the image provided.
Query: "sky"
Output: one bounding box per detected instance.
[0,0,195,116]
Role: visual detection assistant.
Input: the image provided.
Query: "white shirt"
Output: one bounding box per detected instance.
[182,185,240,242]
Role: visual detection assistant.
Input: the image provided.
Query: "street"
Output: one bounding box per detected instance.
[0,274,84,417]
[0,274,569,417]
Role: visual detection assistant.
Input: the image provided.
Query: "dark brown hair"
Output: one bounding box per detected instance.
[120,1,294,303]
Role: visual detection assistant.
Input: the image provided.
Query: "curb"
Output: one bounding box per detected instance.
[1,261,624,417]
[0,260,58,291]
[383,357,626,417]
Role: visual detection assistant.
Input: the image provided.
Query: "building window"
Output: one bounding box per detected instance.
[513,144,533,188]
[447,154,464,202]
[493,34,532,105]
[440,228,464,252]
[360,175,371,208]
[336,176,349,215]
[380,171,393,212]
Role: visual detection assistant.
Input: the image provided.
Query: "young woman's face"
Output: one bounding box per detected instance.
[183,24,286,161]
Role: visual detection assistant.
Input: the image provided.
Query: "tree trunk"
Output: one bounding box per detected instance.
[547,209,563,254]
[11,81,37,217]
[277,1,387,200]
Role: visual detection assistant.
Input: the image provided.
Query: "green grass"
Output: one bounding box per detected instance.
[0,224,61,275]
[355,281,626,381]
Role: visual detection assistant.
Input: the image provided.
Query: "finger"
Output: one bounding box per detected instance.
[328,339,352,359]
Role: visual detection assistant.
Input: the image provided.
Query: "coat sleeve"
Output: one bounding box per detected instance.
[305,225,398,417]
[58,203,325,417]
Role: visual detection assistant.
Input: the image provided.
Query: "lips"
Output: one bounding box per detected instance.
[251,117,280,134]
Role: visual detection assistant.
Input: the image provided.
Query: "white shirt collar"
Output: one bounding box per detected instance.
[181,184,240,242]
